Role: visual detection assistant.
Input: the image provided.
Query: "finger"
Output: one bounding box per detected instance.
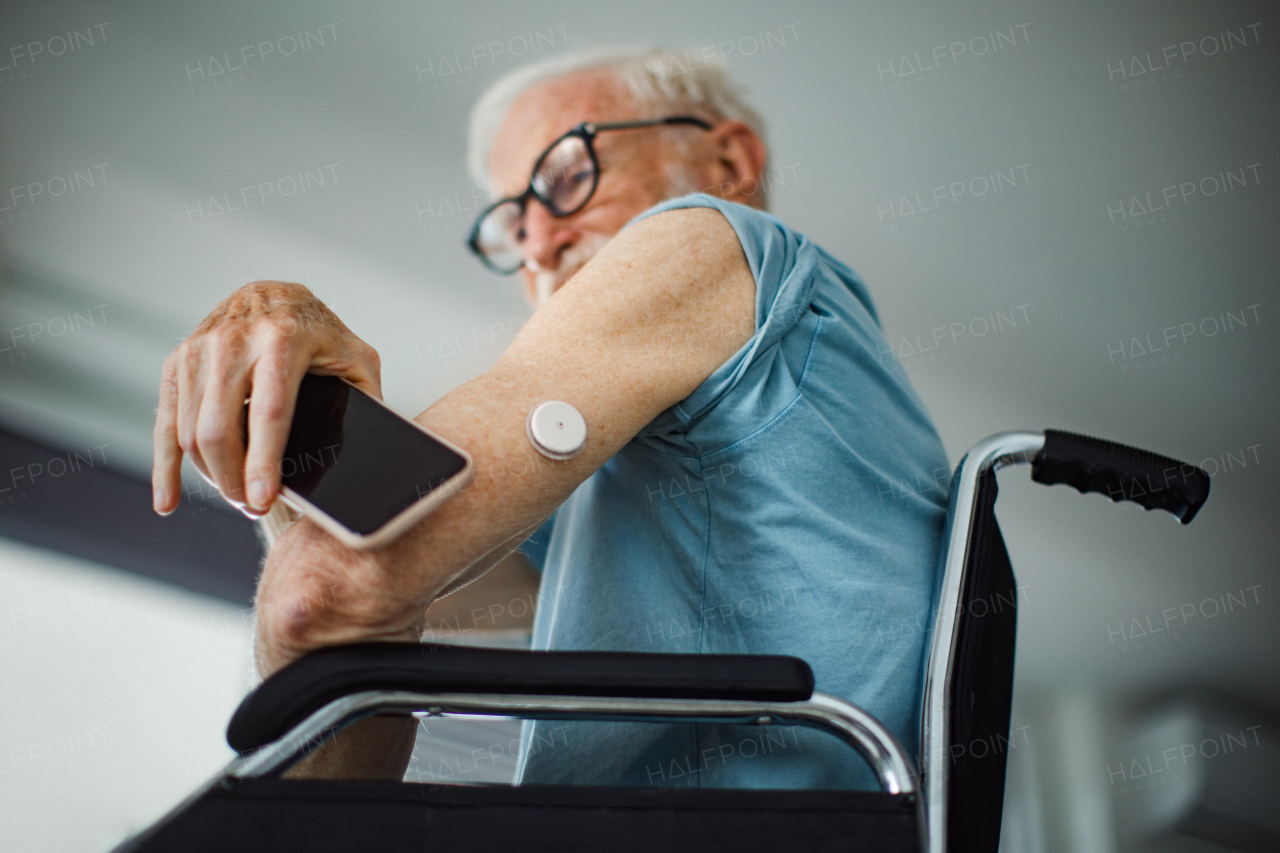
[344,343,382,400]
[312,339,382,400]
[243,327,312,513]
[195,334,255,511]
[151,354,183,515]
[174,339,207,488]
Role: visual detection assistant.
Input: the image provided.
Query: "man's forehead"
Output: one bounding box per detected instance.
[488,69,638,182]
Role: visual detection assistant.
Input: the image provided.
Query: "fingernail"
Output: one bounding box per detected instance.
[153,488,169,515]
[248,480,268,509]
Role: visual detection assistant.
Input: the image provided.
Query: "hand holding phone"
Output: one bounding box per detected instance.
[152,281,389,520]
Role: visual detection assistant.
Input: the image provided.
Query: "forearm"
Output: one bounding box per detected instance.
[250,392,553,780]
[254,508,545,674]
[252,370,562,677]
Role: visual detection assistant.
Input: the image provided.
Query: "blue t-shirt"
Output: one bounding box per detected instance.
[515,194,949,790]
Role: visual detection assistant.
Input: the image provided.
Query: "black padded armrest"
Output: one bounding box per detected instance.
[228,643,815,754]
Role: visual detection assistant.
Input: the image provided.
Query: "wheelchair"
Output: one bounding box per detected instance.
[115,429,1210,853]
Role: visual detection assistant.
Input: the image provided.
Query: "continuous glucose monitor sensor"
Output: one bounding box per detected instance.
[526,401,587,460]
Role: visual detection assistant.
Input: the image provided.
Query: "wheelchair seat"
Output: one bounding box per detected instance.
[115,429,1209,853]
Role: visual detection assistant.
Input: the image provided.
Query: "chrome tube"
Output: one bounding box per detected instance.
[919,431,1044,853]
[226,689,918,796]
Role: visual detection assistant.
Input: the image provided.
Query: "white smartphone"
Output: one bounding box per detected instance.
[263,373,473,550]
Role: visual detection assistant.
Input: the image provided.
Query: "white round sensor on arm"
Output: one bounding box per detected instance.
[526,401,587,460]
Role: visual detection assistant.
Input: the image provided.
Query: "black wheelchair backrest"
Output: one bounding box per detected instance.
[924,429,1210,853]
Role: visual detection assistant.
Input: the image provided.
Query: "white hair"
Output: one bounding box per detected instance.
[467,45,768,202]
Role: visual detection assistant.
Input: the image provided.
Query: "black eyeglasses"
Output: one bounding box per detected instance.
[466,115,713,275]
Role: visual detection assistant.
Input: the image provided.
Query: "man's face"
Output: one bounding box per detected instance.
[487,69,699,309]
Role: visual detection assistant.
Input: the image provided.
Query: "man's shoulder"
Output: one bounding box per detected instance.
[628,193,780,238]
[624,194,797,288]
[631,195,848,286]
[595,203,754,292]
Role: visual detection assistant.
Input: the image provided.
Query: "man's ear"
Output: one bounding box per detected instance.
[699,121,769,209]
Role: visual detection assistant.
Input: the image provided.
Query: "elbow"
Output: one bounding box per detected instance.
[251,522,425,678]
[254,576,347,676]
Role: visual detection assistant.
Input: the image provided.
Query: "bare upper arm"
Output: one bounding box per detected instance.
[494,205,756,444]
[414,206,754,590]
[419,202,747,532]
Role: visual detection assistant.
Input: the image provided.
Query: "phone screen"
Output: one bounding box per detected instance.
[278,373,468,535]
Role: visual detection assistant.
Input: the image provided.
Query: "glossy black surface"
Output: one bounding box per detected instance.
[281,374,466,535]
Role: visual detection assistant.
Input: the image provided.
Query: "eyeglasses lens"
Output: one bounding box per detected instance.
[475,132,597,273]
[532,134,595,215]
[474,199,525,274]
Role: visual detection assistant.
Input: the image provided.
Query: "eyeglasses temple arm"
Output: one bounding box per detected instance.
[588,116,714,133]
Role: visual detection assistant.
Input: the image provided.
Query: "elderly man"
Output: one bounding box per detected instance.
[152,46,949,789]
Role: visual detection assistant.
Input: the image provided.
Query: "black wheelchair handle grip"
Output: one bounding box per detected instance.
[1030,429,1210,524]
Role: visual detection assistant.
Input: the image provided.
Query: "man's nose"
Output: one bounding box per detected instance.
[522,201,579,272]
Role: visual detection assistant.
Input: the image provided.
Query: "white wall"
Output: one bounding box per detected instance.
[0,539,255,852]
